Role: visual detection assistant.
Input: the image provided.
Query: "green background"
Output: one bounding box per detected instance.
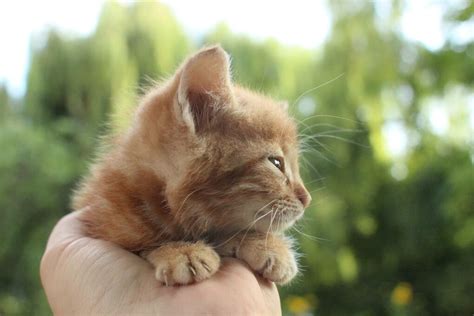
[0,1,473,315]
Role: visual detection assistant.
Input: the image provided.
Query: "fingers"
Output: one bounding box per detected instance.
[44,209,88,252]
[40,210,86,293]
[40,210,158,314]
[256,275,281,316]
[220,258,281,316]
[41,209,150,279]
[156,258,281,315]
[40,209,93,289]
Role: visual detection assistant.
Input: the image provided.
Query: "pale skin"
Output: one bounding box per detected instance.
[40,211,281,315]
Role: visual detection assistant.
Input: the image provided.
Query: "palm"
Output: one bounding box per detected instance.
[40,211,280,315]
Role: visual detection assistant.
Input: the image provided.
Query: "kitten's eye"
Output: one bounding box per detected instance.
[268,156,284,172]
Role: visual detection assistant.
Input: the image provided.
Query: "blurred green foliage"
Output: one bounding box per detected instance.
[0,1,472,315]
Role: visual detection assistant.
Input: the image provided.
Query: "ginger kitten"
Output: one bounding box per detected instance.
[73,45,311,286]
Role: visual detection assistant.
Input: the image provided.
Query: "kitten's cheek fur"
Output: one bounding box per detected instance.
[143,241,220,286]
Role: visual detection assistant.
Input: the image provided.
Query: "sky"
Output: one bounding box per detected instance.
[0,0,455,99]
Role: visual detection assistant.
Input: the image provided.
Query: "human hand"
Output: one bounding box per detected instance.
[40,211,281,315]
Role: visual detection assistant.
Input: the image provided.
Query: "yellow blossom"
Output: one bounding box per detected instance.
[286,295,311,314]
[391,282,413,306]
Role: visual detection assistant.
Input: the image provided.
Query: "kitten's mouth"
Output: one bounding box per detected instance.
[254,199,304,232]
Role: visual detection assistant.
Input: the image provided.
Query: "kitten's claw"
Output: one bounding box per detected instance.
[163,271,169,287]
[146,241,220,286]
[189,265,197,276]
[262,257,274,272]
[201,261,211,272]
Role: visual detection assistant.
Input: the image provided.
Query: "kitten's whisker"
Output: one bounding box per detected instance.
[276,212,282,231]
[301,156,325,178]
[291,73,345,108]
[238,199,279,249]
[311,134,369,148]
[299,114,361,125]
[309,186,327,195]
[265,207,278,250]
[317,128,364,135]
[299,125,363,138]
[301,134,334,155]
[237,206,275,251]
[295,119,313,134]
[305,145,338,166]
[299,122,360,133]
[299,137,336,162]
[292,225,329,242]
[214,200,277,248]
[303,177,326,186]
[175,189,201,218]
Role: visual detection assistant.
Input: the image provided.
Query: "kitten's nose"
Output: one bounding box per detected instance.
[294,185,311,208]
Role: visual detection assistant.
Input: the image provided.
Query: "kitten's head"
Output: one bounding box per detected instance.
[137,45,310,237]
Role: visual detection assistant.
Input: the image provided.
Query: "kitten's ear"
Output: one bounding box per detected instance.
[176,45,233,134]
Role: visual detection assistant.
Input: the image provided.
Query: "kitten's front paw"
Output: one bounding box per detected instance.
[237,235,297,284]
[145,241,220,286]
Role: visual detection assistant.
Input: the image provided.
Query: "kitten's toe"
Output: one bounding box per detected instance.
[147,241,220,286]
[237,235,298,284]
[153,253,193,286]
[187,246,220,282]
[241,249,297,284]
[260,253,297,284]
